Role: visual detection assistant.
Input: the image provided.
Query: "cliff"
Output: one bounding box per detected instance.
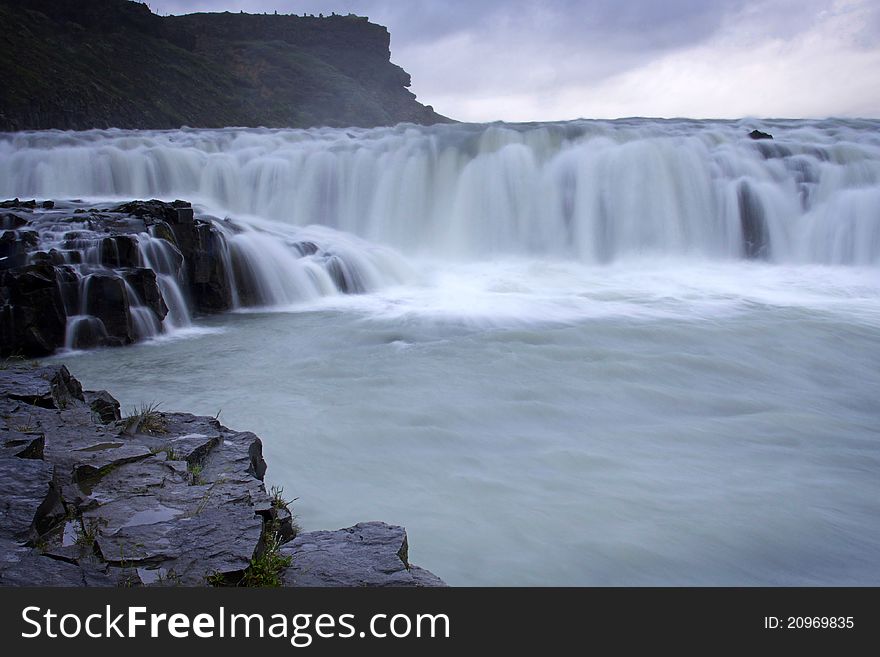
[0,364,445,587]
[0,0,449,131]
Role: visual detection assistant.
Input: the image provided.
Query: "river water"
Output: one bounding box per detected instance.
[3,118,878,584]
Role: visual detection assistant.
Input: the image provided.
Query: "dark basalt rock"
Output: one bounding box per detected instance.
[748,129,773,140]
[100,235,141,268]
[84,273,134,344]
[737,181,771,259]
[86,390,121,424]
[0,262,68,357]
[281,522,446,587]
[123,268,169,321]
[171,219,234,313]
[2,432,45,460]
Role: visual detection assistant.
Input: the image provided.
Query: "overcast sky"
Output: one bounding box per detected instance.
[150,0,880,122]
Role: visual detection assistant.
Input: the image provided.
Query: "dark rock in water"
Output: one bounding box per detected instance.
[0,199,37,209]
[748,129,773,140]
[172,220,234,313]
[123,268,169,320]
[86,390,121,424]
[41,201,55,210]
[0,229,40,269]
[67,316,108,350]
[737,181,771,259]
[84,274,134,345]
[292,241,319,256]
[281,522,446,587]
[0,213,28,230]
[0,262,68,356]
[100,235,141,268]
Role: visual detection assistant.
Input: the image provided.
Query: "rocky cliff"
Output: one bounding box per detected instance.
[0,0,449,131]
[0,364,445,587]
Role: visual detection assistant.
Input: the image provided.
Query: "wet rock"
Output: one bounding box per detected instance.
[0,538,89,586]
[0,262,67,356]
[84,273,135,344]
[2,365,83,409]
[737,181,771,259]
[0,199,37,209]
[0,213,29,230]
[123,268,169,320]
[86,390,121,424]
[0,263,68,356]
[748,129,773,140]
[281,522,446,587]
[0,456,58,543]
[172,220,234,313]
[100,235,141,268]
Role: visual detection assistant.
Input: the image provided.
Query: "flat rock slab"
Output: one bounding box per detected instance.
[96,505,263,585]
[281,522,446,587]
[0,538,115,587]
[0,456,56,543]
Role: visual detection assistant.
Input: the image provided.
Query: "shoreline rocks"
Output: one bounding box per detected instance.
[0,364,445,587]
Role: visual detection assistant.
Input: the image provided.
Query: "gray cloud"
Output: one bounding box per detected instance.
[149,0,880,120]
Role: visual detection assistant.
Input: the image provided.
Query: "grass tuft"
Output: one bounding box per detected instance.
[123,402,166,435]
[239,525,291,588]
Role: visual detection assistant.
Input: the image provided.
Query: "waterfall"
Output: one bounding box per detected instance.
[2,119,879,266]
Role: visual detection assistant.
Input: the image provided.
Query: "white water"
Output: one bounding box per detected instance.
[6,118,878,584]
[3,118,880,265]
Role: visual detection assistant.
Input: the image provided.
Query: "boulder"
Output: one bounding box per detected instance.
[0,263,67,356]
[281,522,446,587]
[83,273,135,344]
[86,390,122,424]
[100,235,141,268]
[748,129,773,140]
[171,220,234,312]
[123,268,169,320]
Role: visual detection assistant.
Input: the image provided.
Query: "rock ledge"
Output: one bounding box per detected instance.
[0,364,444,587]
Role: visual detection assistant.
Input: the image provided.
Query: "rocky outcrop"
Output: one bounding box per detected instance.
[0,365,444,587]
[1,197,372,357]
[748,129,773,140]
[0,199,233,357]
[0,0,450,131]
[282,522,447,587]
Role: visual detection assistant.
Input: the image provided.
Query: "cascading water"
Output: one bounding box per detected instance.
[2,118,879,266]
[6,119,880,586]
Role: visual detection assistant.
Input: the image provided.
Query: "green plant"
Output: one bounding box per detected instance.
[74,517,104,549]
[206,571,228,587]
[150,443,181,461]
[269,485,295,510]
[239,525,291,588]
[156,569,181,587]
[123,402,166,435]
[268,485,301,537]
[188,462,204,485]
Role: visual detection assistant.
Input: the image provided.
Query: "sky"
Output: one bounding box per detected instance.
[150,0,880,122]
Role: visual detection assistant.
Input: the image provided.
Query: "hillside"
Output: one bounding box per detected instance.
[0,0,449,130]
